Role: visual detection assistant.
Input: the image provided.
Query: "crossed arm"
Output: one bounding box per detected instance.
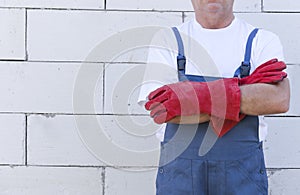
[169,78,290,124]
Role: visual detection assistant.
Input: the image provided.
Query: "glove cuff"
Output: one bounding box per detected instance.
[208,78,241,121]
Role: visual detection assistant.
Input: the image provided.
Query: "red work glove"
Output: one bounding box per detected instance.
[210,58,287,137]
[145,78,241,124]
[239,58,287,85]
[145,59,287,128]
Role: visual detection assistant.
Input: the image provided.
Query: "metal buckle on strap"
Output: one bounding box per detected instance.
[239,61,251,78]
[177,56,186,71]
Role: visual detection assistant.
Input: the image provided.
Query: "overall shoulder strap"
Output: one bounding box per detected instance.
[171,27,187,81]
[234,28,259,78]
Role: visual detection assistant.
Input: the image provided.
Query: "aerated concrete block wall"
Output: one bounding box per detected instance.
[0,0,299,194]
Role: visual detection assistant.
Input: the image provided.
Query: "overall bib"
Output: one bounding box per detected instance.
[155,28,268,195]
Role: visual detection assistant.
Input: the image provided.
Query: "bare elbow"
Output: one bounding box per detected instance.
[278,99,290,113]
[280,92,290,113]
[276,78,290,113]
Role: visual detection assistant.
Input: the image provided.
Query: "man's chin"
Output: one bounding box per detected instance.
[205,3,222,13]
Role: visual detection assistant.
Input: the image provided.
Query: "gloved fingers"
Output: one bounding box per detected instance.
[259,58,278,67]
[147,86,168,100]
[282,71,288,79]
[259,75,287,83]
[257,72,287,83]
[257,71,287,78]
[149,103,167,118]
[153,111,175,124]
[145,101,160,111]
[253,60,286,74]
[240,71,287,85]
[145,94,169,110]
[254,59,278,71]
[264,71,287,78]
[273,61,287,72]
[260,61,286,73]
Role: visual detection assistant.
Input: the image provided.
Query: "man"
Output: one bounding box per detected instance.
[138,0,290,194]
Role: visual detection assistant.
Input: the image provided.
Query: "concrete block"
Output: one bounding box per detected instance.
[264,117,300,168]
[0,166,103,195]
[0,0,103,9]
[264,0,300,12]
[268,169,300,195]
[27,10,182,62]
[105,167,157,195]
[0,114,25,165]
[234,0,261,12]
[76,115,160,167]
[104,63,148,114]
[28,114,160,166]
[0,62,103,114]
[27,115,104,166]
[285,65,300,116]
[0,8,25,60]
[106,0,193,11]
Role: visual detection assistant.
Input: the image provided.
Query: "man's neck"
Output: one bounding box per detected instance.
[195,12,234,29]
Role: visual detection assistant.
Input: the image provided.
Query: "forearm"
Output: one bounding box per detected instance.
[168,114,210,124]
[240,78,290,115]
[168,78,290,124]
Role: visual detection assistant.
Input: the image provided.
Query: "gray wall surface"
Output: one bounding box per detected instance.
[0,0,298,194]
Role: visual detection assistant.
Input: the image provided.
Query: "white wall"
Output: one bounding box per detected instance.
[0,0,299,194]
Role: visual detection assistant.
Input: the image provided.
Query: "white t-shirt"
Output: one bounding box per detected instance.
[138,16,284,142]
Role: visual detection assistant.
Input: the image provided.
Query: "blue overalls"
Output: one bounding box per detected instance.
[155,27,268,195]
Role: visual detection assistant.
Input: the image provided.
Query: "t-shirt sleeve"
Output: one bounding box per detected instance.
[137,29,179,107]
[252,29,285,68]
